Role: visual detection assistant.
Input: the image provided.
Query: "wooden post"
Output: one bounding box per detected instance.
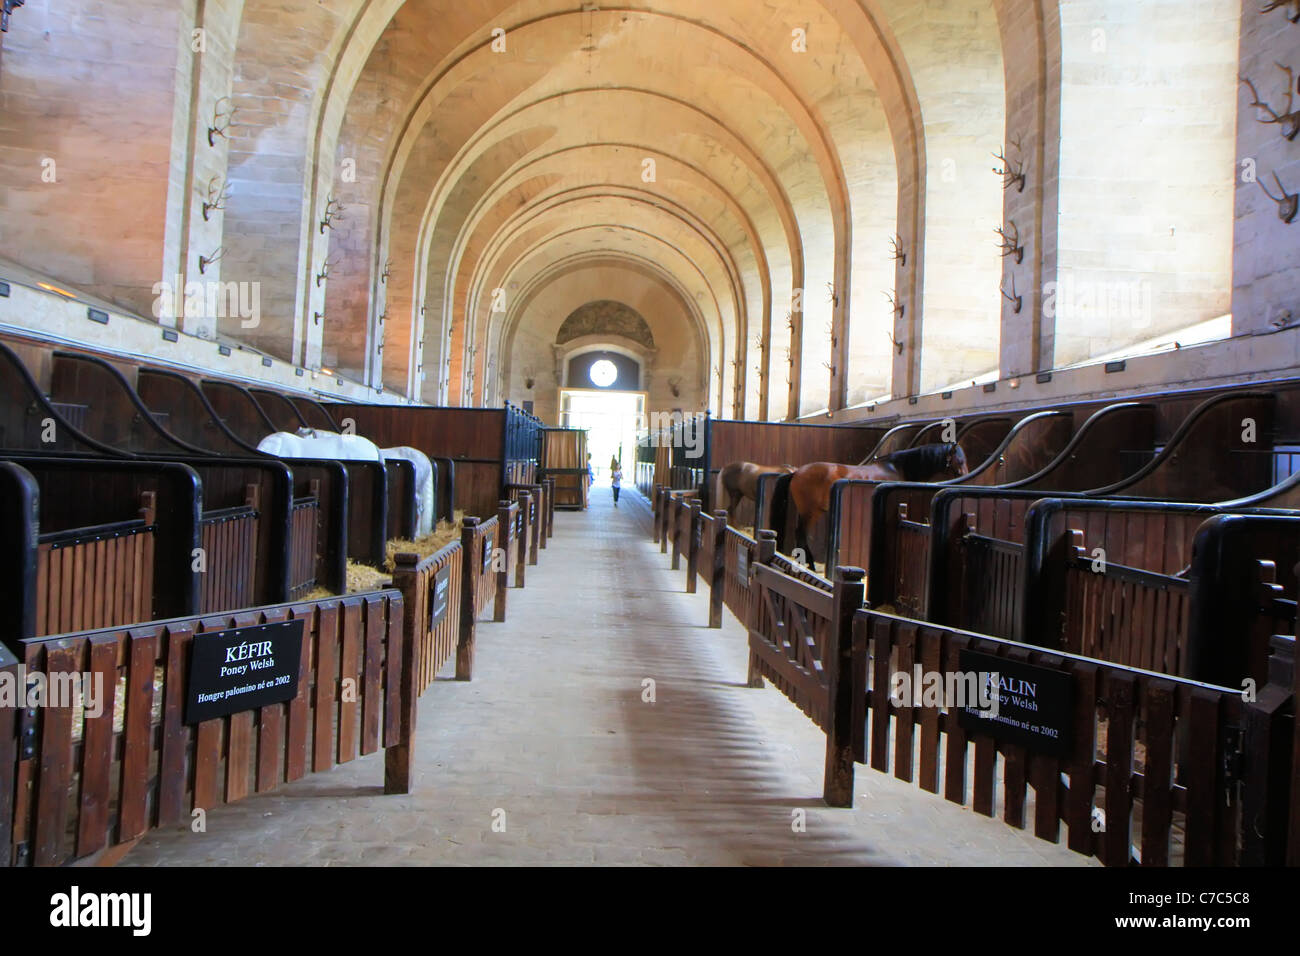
[653,485,664,542]
[384,560,420,794]
[1240,633,1296,865]
[661,492,671,554]
[528,484,542,565]
[824,566,866,808]
[709,510,727,628]
[748,530,777,688]
[516,493,530,588]
[546,478,556,538]
[686,501,701,593]
[495,501,510,623]
[0,648,19,863]
[670,496,683,570]
[457,517,478,680]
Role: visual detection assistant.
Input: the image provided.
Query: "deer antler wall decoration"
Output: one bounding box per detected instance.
[1240,66,1300,140]
[995,221,1025,264]
[1001,273,1023,314]
[887,332,904,355]
[319,194,344,234]
[202,177,230,221]
[315,256,338,287]
[198,246,226,275]
[207,97,240,146]
[992,138,1027,192]
[884,290,904,320]
[1258,170,1299,223]
[889,234,907,267]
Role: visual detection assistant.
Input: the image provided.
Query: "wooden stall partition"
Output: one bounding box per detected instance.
[701,418,888,524]
[722,526,759,629]
[507,483,543,567]
[12,457,203,638]
[0,463,38,650]
[541,427,588,510]
[494,499,521,622]
[329,404,509,518]
[7,591,412,867]
[462,515,501,621]
[745,538,865,806]
[854,609,1293,866]
[865,411,1074,616]
[392,542,463,698]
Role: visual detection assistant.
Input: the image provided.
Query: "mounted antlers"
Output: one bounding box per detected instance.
[319,194,345,234]
[826,282,839,308]
[202,177,230,221]
[198,246,226,275]
[1261,0,1300,23]
[1240,66,1300,140]
[1258,170,1299,223]
[380,259,392,284]
[887,332,904,355]
[992,137,1027,192]
[995,221,1024,264]
[667,376,681,398]
[884,290,904,319]
[315,256,338,287]
[207,97,240,147]
[1000,273,1023,314]
[889,234,907,267]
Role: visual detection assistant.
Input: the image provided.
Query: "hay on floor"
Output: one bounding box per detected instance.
[296,512,467,600]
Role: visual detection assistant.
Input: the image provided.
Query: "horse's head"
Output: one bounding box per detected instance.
[892,443,968,481]
[944,443,969,478]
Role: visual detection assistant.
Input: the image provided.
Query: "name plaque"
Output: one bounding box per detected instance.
[956,649,1074,756]
[186,619,304,724]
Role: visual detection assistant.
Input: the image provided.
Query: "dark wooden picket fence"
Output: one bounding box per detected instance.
[4,592,413,867]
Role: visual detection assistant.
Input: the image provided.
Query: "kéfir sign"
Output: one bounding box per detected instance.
[186,620,304,724]
[956,649,1073,756]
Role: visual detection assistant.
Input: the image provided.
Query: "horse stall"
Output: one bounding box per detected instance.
[704,417,889,529]
[763,413,1014,575]
[726,531,1299,866]
[0,343,298,628]
[540,427,588,510]
[918,389,1279,640]
[0,456,201,646]
[134,368,347,596]
[35,350,302,611]
[325,403,537,520]
[201,380,389,565]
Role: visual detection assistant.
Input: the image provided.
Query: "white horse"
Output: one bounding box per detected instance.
[258,429,435,536]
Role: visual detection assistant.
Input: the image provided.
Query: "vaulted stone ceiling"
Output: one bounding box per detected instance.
[0,0,1249,421]
[221,0,1004,417]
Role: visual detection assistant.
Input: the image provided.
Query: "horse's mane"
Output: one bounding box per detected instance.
[871,443,960,481]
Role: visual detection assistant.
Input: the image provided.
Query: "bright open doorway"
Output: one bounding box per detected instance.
[559,387,646,485]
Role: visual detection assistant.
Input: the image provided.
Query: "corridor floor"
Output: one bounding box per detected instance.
[124,488,1093,867]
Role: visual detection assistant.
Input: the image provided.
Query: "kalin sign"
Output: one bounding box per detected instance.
[185,620,304,724]
[957,649,1073,756]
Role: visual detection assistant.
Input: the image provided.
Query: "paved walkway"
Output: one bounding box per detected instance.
[124,486,1093,866]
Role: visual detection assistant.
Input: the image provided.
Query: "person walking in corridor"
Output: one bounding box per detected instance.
[611,461,623,507]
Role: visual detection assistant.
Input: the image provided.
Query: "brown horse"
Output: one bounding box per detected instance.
[716,460,795,522]
[788,443,969,571]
